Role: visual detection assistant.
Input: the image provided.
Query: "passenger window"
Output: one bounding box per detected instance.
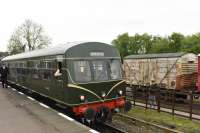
[43,70,51,80]
[58,62,62,71]
[41,61,52,69]
[54,62,62,77]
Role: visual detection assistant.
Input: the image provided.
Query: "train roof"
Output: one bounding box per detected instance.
[2,42,117,61]
[124,52,186,59]
[2,42,83,61]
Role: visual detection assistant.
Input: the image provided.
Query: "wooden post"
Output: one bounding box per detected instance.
[172,89,175,116]
[189,91,193,120]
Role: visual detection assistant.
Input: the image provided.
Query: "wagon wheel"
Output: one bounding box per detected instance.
[193,95,199,99]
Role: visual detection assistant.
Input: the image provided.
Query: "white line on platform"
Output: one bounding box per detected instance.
[89,129,99,133]
[22,86,27,89]
[27,96,35,101]
[39,103,50,109]
[58,113,74,121]
[18,92,24,95]
[8,86,97,132]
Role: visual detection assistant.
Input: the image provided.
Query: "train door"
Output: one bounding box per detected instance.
[52,59,65,101]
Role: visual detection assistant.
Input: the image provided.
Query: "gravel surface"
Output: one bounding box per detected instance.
[112,116,158,133]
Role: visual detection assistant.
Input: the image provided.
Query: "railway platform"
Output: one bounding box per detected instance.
[0,85,97,133]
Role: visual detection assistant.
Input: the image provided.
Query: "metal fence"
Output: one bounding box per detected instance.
[126,85,200,120]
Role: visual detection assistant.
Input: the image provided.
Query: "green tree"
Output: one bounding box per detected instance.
[113,32,200,56]
[168,32,184,52]
[8,19,51,55]
[181,33,200,54]
[127,33,151,54]
[112,33,153,57]
[149,36,171,53]
[112,33,130,58]
[136,33,153,54]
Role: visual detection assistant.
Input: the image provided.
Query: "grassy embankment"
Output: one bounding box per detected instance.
[125,107,200,133]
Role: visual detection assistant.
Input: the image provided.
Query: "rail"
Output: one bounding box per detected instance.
[97,122,128,133]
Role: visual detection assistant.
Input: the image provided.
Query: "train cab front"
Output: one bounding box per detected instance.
[70,80,131,122]
[67,58,132,122]
[65,42,132,122]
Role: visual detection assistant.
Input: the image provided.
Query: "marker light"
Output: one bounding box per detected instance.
[80,95,85,101]
[101,92,106,98]
[118,90,123,95]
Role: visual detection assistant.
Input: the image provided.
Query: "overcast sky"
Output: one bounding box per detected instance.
[0,0,200,51]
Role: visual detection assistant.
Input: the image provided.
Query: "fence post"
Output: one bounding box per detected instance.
[157,87,160,113]
[145,87,148,109]
[133,87,136,106]
[172,89,175,116]
[189,91,193,120]
[131,83,136,106]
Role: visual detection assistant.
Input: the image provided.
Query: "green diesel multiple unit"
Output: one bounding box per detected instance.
[2,42,131,121]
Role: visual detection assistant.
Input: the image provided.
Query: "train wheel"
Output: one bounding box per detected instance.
[84,108,95,121]
[95,106,109,123]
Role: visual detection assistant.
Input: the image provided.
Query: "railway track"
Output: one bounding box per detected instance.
[7,83,127,133]
[94,122,128,133]
[116,113,183,133]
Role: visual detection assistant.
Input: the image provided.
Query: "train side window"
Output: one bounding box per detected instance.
[31,60,40,79]
[58,62,62,71]
[54,62,62,77]
[43,70,51,80]
[41,61,51,69]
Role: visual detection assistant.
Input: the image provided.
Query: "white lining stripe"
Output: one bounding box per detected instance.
[27,96,35,101]
[89,129,99,133]
[58,113,74,121]
[12,88,16,91]
[39,103,50,109]
[18,92,24,95]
